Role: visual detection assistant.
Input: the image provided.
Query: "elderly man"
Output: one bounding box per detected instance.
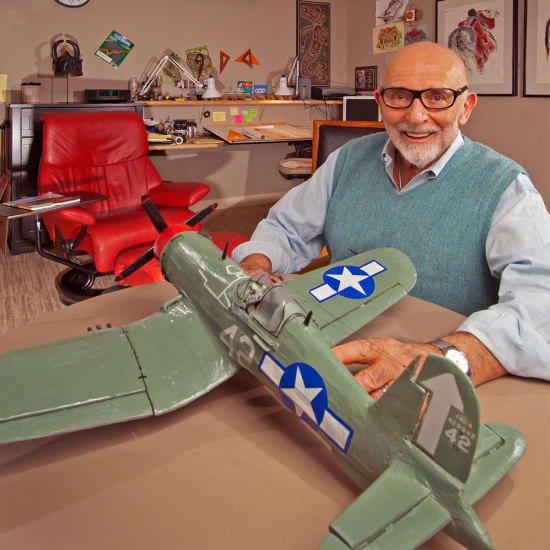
[232,42,550,397]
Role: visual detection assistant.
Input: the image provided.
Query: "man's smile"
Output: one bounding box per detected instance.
[402,130,436,139]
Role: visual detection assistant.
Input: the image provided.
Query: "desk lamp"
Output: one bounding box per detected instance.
[201,75,221,99]
[274,75,292,97]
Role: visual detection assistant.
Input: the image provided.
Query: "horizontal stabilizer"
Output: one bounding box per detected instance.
[320,460,450,549]
[464,422,526,505]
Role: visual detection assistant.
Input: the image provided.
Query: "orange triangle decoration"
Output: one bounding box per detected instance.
[235,48,260,67]
[227,129,249,142]
[220,50,230,73]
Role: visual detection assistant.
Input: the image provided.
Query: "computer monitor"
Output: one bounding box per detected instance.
[343,95,381,121]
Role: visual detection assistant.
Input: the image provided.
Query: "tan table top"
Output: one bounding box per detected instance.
[0,283,548,549]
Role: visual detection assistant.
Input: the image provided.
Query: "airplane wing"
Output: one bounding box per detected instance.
[0,295,238,444]
[279,248,417,346]
[319,460,451,549]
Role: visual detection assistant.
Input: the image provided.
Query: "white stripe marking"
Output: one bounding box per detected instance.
[259,354,284,386]
[320,410,351,450]
[310,284,337,301]
[361,261,385,277]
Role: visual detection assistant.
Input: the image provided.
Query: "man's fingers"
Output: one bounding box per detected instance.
[353,362,402,392]
[332,339,381,365]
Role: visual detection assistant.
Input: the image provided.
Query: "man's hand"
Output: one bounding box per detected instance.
[332,332,507,400]
[238,253,283,283]
[332,337,435,400]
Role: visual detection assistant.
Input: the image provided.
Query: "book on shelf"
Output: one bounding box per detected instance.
[5,192,80,211]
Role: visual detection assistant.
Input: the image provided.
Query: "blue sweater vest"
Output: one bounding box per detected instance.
[324,133,524,315]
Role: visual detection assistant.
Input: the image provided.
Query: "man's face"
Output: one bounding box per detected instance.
[382,97,463,168]
[374,50,476,169]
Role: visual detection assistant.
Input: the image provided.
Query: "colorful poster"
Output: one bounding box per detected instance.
[94,30,134,68]
[373,22,404,54]
[185,45,214,80]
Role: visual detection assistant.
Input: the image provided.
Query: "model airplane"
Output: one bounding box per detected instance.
[0,199,525,550]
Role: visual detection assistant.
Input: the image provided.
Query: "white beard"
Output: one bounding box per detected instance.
[387,119,459,169]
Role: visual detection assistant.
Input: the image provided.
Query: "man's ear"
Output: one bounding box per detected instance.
[374,89,383,108]
[458,91,477,126]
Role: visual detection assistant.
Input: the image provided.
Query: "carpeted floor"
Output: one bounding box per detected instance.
[0,203,272,336]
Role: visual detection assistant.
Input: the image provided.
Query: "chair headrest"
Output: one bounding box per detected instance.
[316,124,385,170]
[41,111,149,166]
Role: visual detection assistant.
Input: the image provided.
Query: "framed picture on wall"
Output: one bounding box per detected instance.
[436,0,518,95]
[296,0,330,86]
[355,66,377,92]
[523,0,550,97]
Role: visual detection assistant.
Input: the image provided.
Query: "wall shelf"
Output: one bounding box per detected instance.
[137,99,342,106]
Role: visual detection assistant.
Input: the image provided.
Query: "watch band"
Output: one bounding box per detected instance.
[429,339,472,377]
[429,339,457,354]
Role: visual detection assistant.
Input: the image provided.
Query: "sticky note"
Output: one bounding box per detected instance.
[249,109,258,118]
[244,113,253,122]
[230,107,239,116]
[241,110,248,115]
[213,111,226,122]
[234,114,243,123]
[0,75,7,103]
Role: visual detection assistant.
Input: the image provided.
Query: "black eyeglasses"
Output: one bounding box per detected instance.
[380,86,468,110]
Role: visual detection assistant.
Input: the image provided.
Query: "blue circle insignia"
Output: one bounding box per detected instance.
[322,265,375,299]
[279,362,328,424]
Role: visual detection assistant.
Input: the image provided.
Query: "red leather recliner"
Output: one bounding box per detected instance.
[38,111,247,303]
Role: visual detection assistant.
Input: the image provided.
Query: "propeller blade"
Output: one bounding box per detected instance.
[141,195,168,233]
[115,247,155,282]
[185,202,218,227]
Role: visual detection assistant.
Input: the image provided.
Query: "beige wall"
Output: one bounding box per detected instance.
[346,0,550,207]
[1,0,347,205]
[2,0,548,207]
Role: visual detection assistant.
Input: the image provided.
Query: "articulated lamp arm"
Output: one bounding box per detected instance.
[138,54,204,98]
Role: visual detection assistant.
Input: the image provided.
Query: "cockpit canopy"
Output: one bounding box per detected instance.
[235,276,304,335]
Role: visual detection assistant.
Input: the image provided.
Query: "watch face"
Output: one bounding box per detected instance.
[55,0,89,7]
[445,349,470,375]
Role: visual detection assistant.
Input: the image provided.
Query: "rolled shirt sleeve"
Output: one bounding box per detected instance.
[232,149,338,273]
[459,174,550,380]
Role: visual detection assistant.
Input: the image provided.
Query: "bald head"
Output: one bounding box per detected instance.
[381,42,469,90]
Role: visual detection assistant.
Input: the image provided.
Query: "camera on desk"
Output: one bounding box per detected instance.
[172,119,198,144]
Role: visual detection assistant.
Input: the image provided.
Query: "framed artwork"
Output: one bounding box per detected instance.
[373,22,405,55]
[436,0,518,95]
[523,0,550,97]
[296,0,330,86]
[355,66,377,92]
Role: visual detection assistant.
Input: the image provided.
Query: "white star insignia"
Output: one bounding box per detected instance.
[326,267,369,294]
[280,367,323,421]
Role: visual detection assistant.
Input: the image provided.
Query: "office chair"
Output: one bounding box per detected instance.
[38,111,246,303]
[300,120,386,273]
[312,120,386,172]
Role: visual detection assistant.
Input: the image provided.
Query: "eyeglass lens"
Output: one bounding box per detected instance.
[383,88,458,109]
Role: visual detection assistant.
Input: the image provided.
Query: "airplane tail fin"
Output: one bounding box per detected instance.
[371,354,480,483]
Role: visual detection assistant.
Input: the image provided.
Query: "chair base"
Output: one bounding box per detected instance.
[57,268,128,306]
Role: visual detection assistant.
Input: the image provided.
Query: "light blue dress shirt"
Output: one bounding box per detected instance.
[233,133,550,380]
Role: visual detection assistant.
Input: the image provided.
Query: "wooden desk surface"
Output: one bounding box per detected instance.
[0,286,547,549]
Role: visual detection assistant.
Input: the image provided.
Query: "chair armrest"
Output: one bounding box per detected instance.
[149,181,210,207]
[55,207,96,226]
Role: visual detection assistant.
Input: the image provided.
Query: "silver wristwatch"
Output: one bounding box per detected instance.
[429,339,471,377]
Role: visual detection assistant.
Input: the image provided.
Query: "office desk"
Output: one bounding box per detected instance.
[0,287,547,550]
